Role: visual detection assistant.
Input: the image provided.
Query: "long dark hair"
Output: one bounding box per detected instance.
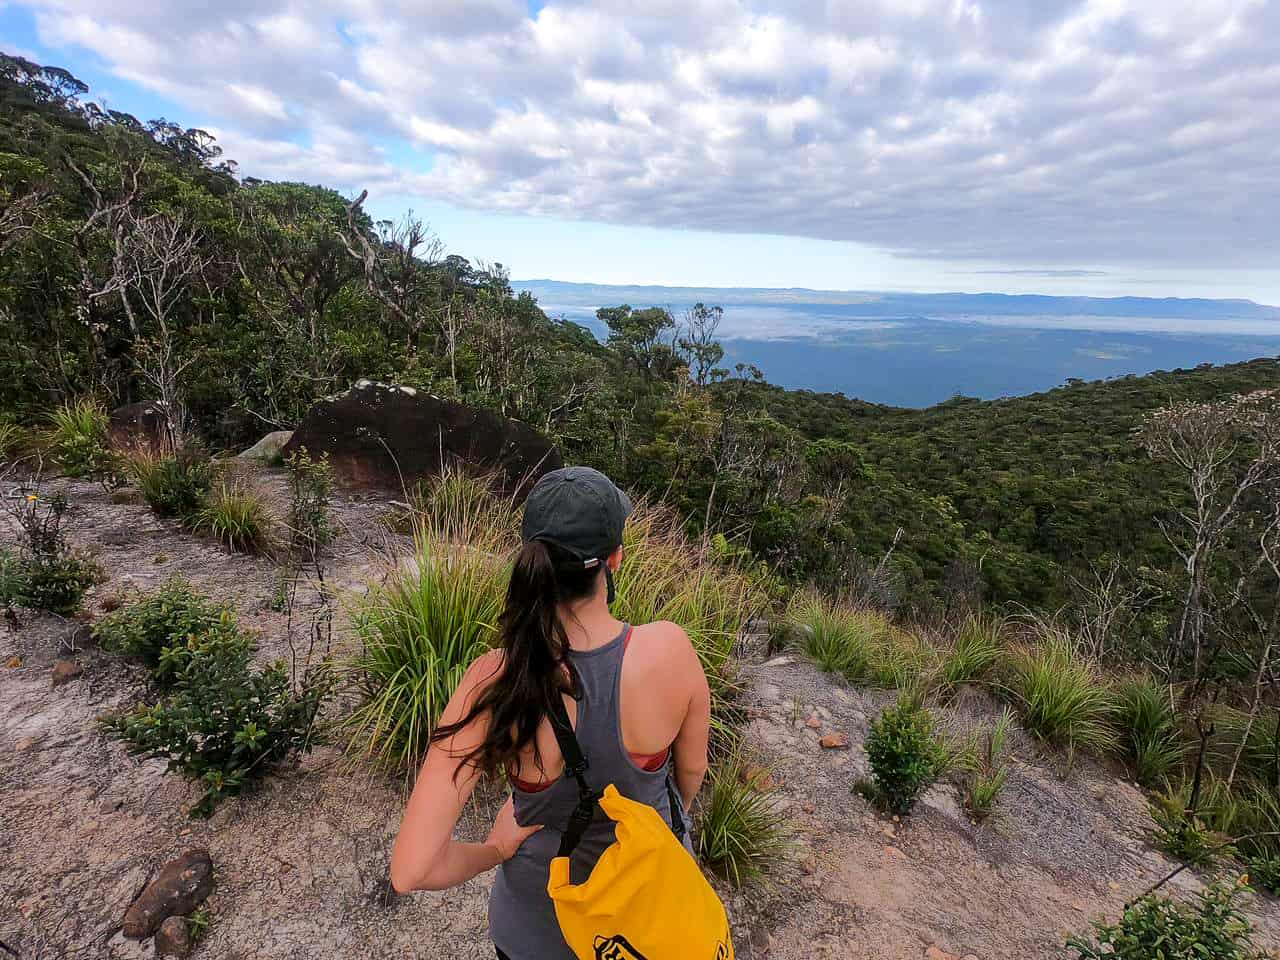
[430,538,603,780]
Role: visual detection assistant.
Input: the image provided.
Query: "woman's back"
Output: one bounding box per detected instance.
[490,622,690,960]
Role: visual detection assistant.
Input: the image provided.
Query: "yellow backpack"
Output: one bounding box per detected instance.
[544,698,734,960]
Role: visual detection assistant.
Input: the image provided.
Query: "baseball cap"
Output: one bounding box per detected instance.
[521,466,633,567]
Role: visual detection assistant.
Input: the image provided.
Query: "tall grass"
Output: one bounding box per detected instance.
[612,505,767,747]
[696,755,789,887]
[0,418,25,461]
[939,613,1006,693]
[195,480,276,553]
[46,399,117,479]
[345,519,508,772]
[963,707,1016,820]
[1205,704,1280,787]
[786,591,934,689]
[1006,625,1117,762]
[1113,675,1184,786]
[129,447,214,518]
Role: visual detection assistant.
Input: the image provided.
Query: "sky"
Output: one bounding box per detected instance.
[3,0,1279,304]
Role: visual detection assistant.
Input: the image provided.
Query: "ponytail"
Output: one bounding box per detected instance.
[431,539,604,781]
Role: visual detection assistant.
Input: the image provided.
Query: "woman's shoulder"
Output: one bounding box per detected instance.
[627,621,698,665]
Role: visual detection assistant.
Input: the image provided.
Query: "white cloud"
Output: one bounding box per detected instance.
[16,0,1280,268]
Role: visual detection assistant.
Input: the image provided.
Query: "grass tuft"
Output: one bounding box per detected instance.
[344,523,508,772]
[786,592,933,689]
[939,613,1005,693]
[696,755,789,887]
[196,479,276,553]
[962,707,1016,820]
[1112,674,1184,786]
[1005,626,1117,762]
[129,448,214,519]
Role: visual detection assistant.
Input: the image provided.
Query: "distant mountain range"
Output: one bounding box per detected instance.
[517,279,1280,322]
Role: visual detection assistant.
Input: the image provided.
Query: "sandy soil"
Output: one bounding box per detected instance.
[2,471,1279,959]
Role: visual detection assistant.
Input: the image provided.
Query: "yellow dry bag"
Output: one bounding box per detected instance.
[544,698,733,960]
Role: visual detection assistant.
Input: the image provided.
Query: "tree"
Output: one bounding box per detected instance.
[677,302,725,387]
[1137,392,1280,682]
[598,304,678,378]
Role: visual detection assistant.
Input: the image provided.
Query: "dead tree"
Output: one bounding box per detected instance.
[1137,393,1280,682]
[339,190,444,358]
[116,213,210,451]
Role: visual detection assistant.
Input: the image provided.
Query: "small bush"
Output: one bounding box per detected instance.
[93,577,240,684]
[865,696,941,815]
[1067,879,1263,960]
[344,526,507,770]
[196,480,276,553]
[1113,675,1184,786]
[105,644,331,817]
[1150,785,1232,867]
[1246,853,1280,896]
[1007,631,1117,762]
[47,399,122,483]
[2,489,101,614]
[130,449,214,519]
[963,707,1015,821]
[285,448,333,558]
[696,757,789,887]
[939,614,1004,692]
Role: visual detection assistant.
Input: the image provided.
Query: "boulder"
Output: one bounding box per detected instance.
[155,916,193,957]
[109,402,169,453]
[283,381,562,497]
[121,849,213,940]
[236,430,293,462]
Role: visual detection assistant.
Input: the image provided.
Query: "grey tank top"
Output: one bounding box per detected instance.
[488,624,690,959]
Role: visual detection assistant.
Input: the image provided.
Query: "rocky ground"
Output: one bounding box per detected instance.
[3,470,1280,959]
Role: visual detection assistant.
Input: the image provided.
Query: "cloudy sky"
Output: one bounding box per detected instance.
[3,0,1279,302]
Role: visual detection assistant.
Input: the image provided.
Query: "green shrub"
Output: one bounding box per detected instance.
[196,480,276,553]
[1246,853,1280,896]
[105,644,331,817]
[940,614,1004,692]
[94,577,241,684]
[696,757,789,887]
[1067,880,1263,959]
[963,707,1015,820]
[1113,675,1184,786]
[865,696,940,815]
[344,527,507,771]
[787,592,932,689]
[285,448,333,558]
[2,489,101,614]
[1150,784,1232,867]
[1007,631,1117,762]
[130,449,214,518]
[47,399,122,483]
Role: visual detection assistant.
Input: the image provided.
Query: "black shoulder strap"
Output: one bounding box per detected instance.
[546,683,688,857]
[547,691,600,858]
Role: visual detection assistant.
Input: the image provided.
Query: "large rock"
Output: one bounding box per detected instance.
[283,381,562,497]
[236,430,293,462]
[109,402,170,453]
[121,849,213,940]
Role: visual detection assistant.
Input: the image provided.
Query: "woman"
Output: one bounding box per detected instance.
[390,466,712,960]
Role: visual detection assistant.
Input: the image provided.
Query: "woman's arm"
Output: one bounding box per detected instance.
[389,651,541,893]
[669,629,712,811]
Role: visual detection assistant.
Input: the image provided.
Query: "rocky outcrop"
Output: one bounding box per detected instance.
[283,380,561,497]
[236,430,293,461]
[121,849,213,940]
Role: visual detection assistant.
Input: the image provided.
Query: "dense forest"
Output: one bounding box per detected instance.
[3,50,1279,641]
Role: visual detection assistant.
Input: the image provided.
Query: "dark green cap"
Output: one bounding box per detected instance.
[521,466,633,566]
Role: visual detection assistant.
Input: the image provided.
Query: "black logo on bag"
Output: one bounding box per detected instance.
[592,935,729,959]
[593,935,649,960]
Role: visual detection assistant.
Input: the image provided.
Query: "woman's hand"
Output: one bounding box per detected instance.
[486,795,542,862]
